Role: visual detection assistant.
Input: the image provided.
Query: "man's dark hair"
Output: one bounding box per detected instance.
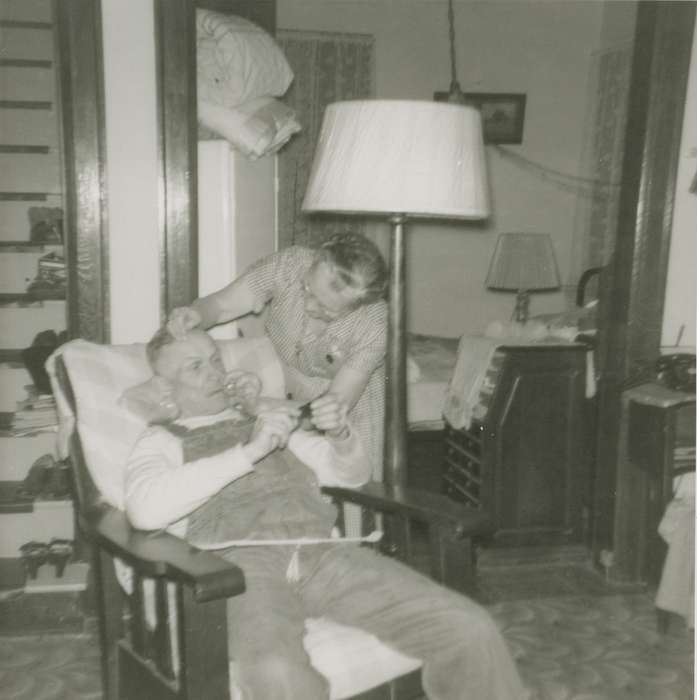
[146,326,177,369]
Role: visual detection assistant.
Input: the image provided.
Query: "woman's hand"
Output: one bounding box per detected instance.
[243,407,297,463]
[167,306,202,339]
[306,393,350,439]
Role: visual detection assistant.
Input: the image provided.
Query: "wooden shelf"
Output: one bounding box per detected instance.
[0,145,51,154]
[0,292,65,303]
[0,481,72,515]
[0,192,49,201]
[0,20,53,29]
[0,241,59,251]
[0,59,52,69]
[0,101,52,111]
[0,349,24,364]
[0,481,34,514]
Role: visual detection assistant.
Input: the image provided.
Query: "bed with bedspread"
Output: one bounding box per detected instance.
[406,292,598,433]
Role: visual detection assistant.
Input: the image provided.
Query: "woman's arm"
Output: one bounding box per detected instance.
[328,301,387,412]
[171,247,299,333]
[192,277,261,329]
[327,364,373,413]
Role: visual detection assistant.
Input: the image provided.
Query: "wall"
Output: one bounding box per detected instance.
[662,13,697,353]
[278,0,606,335]
[101,0,160,343]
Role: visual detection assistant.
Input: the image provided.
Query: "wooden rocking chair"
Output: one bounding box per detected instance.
[48,337,492,700]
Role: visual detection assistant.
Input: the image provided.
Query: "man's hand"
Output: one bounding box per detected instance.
[224,370,262,413]
[243,407,297,463]
[306,393,350,439]
[167,306,201,339]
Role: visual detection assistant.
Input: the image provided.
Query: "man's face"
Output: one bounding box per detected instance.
[153,331,228,418]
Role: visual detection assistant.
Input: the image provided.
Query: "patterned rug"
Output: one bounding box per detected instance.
[0,593,692,700]
[489,594,693,700]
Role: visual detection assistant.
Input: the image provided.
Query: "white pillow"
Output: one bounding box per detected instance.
[197,9,294,109]
[303,617,421,699]
[199,97,302,159]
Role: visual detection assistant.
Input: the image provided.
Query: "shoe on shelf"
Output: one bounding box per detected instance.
[16,454,55,500]
[47,539,74,578]
[42,461,72,500]
[19,541,50,579]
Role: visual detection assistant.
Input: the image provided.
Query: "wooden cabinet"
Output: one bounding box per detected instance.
[442,345,589,546]
[613,383,695,585]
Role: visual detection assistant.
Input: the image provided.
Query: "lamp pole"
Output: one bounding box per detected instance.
[384,214,408,492]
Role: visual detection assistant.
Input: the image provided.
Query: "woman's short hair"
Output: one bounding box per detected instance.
[317,232,387,305]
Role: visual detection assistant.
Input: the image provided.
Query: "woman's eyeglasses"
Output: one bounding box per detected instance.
[301,278,344,321]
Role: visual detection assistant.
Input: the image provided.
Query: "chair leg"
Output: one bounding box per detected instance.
[428,525,478,596]
[93,548,124,700]
[178,587,230,700]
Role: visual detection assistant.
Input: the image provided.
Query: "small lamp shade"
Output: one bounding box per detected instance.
[486,233,560,292]
[302,100,489,219]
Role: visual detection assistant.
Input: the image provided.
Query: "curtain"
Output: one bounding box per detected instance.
[571,45,632,288]
[276,30,375,249]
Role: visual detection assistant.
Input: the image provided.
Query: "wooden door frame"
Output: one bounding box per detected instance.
[57,0,277,336]
[154,0,199,319]
[56,0,109,343]
[155,0,276,317]
[591,0,696,573]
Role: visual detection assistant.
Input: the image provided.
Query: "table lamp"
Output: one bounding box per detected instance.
[486,232,560,324]
[302,100,489,490]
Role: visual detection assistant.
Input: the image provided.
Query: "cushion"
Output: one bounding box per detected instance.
[227,617,421,700]
[197,9,294,109]
[46,336,285,509]
[303,617,421,700]
[199,96,301,160]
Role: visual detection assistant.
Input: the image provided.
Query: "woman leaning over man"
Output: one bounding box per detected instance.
[167,232,388,481]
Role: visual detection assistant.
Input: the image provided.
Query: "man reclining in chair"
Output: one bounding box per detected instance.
[124,326,525,700]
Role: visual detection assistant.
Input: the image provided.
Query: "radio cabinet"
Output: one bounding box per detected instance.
[443,345,589,546]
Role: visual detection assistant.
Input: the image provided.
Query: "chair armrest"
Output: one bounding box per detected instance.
[81,505,245,603]
[321,482,493,538]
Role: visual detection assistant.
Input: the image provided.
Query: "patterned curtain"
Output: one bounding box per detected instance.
[276,30,375,249]
[571,45,632,287]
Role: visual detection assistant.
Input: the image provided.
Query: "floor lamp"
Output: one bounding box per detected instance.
[302,100,489,492]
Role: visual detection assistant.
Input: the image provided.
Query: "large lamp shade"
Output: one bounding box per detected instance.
[302,100,489,219]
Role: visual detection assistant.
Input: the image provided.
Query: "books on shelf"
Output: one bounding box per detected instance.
[26,251,67,298]
[0,387,58,437]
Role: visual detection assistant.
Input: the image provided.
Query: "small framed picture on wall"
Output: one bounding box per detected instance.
[434,92,527,144]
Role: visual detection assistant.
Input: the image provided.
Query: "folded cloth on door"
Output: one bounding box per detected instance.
[443,336,500,430]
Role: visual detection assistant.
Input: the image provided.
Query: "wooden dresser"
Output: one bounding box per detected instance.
[442,344,590,546]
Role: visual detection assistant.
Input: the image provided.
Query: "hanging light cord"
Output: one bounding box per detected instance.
[448,0,458,88]
[493,145,622,195]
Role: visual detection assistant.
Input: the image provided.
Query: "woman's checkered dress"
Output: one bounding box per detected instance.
[243,246,387,484]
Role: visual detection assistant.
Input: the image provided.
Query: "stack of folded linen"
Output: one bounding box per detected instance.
[197,9,301,159]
